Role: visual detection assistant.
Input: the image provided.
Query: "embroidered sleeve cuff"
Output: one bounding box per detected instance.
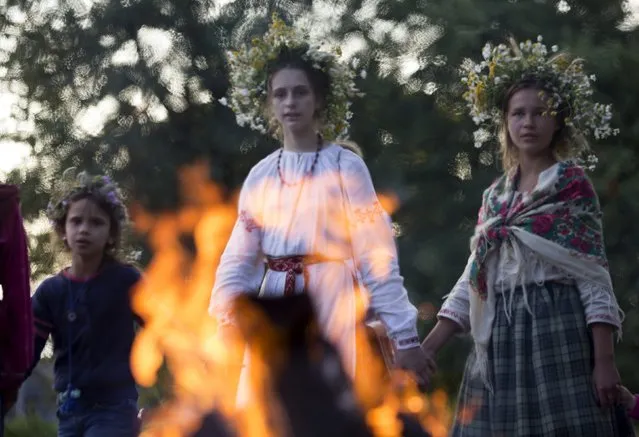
[208,301,236,327]
[585,313,621,330]
[390,328,420,350]
[437,308,470,332]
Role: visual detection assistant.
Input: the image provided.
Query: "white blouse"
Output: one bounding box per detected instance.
[210,144,420,370]
[439,215,622,333]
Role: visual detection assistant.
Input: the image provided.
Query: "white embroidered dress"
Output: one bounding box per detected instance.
[210,144,419,403]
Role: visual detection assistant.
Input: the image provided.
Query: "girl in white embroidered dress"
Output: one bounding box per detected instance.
[210,45,431,403]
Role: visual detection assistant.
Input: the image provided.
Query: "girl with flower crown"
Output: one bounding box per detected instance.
[26,171,143,437]
[210,16,432,406]
[420,38,633,436]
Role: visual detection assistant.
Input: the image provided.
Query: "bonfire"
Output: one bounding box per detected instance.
[129,164,451,437]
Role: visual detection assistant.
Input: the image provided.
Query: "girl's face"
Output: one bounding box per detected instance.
[64,198,112,258]
[269,68,319,136]
[506,88,558,158]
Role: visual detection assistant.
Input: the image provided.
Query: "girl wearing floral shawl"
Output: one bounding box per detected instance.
[421,37,633,436]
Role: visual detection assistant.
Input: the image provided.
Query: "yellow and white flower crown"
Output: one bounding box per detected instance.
[222,14,363,140]
[461,36,618,169]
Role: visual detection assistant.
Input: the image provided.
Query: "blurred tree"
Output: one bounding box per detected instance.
[1,0,637,403]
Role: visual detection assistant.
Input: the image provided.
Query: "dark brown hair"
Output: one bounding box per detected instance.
[264,46,330,134]
[53,191,124,259]
[264,46,363,156]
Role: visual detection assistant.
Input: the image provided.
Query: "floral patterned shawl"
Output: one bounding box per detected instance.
[467,160,622,387]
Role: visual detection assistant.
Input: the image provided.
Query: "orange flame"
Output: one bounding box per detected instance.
[129,163,454,437]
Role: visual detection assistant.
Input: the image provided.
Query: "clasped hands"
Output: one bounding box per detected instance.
[393,344,437,390]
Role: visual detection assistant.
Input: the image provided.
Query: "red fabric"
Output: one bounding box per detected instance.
[0,185,33,391]
[266,256,307,297]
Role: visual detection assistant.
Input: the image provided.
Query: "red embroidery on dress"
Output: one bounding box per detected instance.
[353,201,384,224]
[239,210,259,233]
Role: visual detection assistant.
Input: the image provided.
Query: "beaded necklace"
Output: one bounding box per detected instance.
[277,133,323,186]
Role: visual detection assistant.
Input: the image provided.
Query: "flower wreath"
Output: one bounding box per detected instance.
[461,36,619,169]
[223,14,363,140]
[46,169,128,227]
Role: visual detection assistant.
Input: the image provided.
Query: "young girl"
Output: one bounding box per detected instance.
[28,172,142,437]
[421,38,632,435]
[211,16,431,405]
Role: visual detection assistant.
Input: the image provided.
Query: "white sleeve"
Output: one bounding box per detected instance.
[339,151,419,350]
[437,255,472,332]
[575,278,623,331]
[209,169,264,325]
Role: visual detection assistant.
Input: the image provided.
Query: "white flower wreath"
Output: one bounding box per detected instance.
[461,36,619,169]
[223,14,363,140]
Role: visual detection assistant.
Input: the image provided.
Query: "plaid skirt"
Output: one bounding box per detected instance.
[450,281,634,437]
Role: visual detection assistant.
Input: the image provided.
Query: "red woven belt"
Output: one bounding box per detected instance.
[266,255,309,296]
[265,254,344,296]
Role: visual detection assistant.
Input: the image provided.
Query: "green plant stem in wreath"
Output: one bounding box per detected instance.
[461,36,619,169]
[222,14,364,141]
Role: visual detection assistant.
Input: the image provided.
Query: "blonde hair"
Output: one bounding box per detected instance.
[333,139,363,157]
[498,80,584,172]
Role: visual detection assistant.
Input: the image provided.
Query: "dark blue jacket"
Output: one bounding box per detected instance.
[31,262,142,403]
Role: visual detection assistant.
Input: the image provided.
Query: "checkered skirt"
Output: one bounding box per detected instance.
[450,281,634,437]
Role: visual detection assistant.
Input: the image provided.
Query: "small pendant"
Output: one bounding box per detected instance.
[67,311,77,322]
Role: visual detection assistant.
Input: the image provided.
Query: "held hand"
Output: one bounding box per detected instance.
[593,357,620,408]
[421,345,437,375]
[394,346,436,390]
[618,385,636,412]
